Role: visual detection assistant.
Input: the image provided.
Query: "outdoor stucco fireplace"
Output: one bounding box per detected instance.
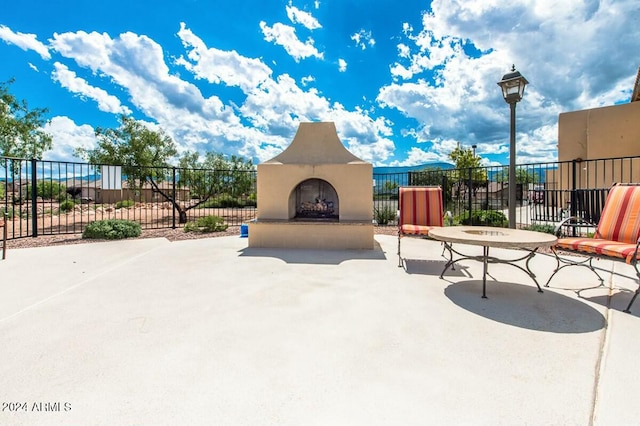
[248,122,374,250]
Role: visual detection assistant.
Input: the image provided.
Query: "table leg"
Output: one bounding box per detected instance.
[439,242,455,279]
[439,244,544,297]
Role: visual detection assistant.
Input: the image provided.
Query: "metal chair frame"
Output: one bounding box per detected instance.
[545,183,640,313]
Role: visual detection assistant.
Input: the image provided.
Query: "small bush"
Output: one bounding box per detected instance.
[522,223,556,235]
[198,195,243,208]
[374,205,397,225]
[83,219,142,240]
[455,210,507,227]
[59,199,76,213]
[184,215,228,233]
[218,195,243,208]
[244,192,257,207]
[1,206,19,219]
[115,199,135,209]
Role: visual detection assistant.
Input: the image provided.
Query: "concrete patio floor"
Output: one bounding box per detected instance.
[1,234,639,425]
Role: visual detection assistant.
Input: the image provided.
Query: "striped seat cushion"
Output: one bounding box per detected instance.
[556,237,640,264]
[398,187,444,236]
[400,224,439,236]
[594,184,640,245]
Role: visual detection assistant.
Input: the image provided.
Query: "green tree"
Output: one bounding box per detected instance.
[449,144,487,196]
[25,181,66,200]
[75,116,186,219]
[494,167,537,184]
[449,144,486,180]
[76,115,255,223]
[0,79,53,159]
[177,152,255,203]
[409,166,446,186]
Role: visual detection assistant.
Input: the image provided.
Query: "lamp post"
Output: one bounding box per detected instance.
[498,65,528,229]
[471,144,477,157]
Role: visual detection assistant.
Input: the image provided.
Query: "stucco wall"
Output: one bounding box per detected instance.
[558,101,640,161]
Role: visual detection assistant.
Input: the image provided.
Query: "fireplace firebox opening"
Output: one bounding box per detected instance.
[291,178,339,220]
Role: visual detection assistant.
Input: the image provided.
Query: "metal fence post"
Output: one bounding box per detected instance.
[442,174,448,213]
[172,167,176,229]
[570,160,578,218]
[467,168,473,225]
[31,158,38,238]
[570,160,578,236]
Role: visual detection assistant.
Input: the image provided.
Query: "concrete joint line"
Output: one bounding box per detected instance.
[0,245,165,324]
[589,263,615,426]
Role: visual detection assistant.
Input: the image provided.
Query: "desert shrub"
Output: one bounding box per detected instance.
[198,195,243,208]
[59,200,76,213]
[83,219,142,240]
[522,223,556,235]
[56,192,70,203]
[374,205,397,225]
[455,209,507,227]
[218,195,243,208]
[1,206,19,219]
[244,192,257,207]
[0,183,4,200]
[184,215,228,233]
[115,199,135,209]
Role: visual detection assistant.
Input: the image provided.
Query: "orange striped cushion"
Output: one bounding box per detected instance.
[400,224,438,236]
[595,184,640,244]
[556,237,640,264]
[398,187,444,229]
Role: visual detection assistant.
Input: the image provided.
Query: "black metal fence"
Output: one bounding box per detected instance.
[373,155,640,228]
[1,157,257,240]
[2,155,639,240]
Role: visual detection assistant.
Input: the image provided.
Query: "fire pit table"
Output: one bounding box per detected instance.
[428,226,557,298]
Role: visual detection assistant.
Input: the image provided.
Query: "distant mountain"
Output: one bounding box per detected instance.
[373,162,454,174]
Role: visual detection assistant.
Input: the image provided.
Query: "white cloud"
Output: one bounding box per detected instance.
[0,24,51,60]
[388,146,450,167]
[175,23,272,93]
[301,75,315,86]
[260,21,323,62]
[397,43,410,59]
[338,58,347,72]
[286,4,322,30]
[45,26,393,164]
[351,29,376,50]
[49,29,242,153]
[378,0,640,163]
[43,116,97,162]
[52,62,132,115]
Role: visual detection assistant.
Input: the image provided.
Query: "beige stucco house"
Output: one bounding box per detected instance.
[550,67,640,191]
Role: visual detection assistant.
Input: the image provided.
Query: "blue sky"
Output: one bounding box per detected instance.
[1,0,639,167]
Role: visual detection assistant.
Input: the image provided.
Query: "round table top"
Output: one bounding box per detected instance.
[428,226,557,249]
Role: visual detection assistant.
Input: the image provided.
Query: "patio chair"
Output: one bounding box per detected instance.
[397,186,444,267]
[545,183,640,313]
[1,212,7,260]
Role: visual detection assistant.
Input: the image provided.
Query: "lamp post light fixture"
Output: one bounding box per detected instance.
[498,65,528,229]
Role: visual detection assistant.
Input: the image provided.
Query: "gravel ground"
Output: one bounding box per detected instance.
[6,225,400,250]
